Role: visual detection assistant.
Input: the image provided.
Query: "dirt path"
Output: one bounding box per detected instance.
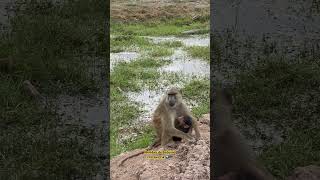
[111,114,210,180]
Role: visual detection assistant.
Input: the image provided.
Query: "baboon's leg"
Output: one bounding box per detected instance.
[192,120,201,140]
[187,115,200,140]
[161,133,172,146]
[152,116,162,147]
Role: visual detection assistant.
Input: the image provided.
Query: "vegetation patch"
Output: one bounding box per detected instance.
[0,0,106,178]
[232,58,320,179]
[111,35,151,53]
[185,46,210,62]
[111,58,170,92]
[0,75,98,178]
[158,40,184,48]
[110,88,143,157]
[149,46,174,57]
[259,128,320,179]
[111,17,209,36]
[182,79,210,118]
[3,0,105,94]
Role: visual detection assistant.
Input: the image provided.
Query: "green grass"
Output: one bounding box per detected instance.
[110,87,155,158]
[182,79,210,118]
[259,128,320,179]
[5,0,105,94]
[232,58,320,179]
[185,46,210,62]
[158,40,183,48]
[111,17,209,36]
[0,75,98,179]
[233,58,320,128]
[111,58,170,91]
[111,35,151,53]
[149,46,174,57]
[0,0,106,178]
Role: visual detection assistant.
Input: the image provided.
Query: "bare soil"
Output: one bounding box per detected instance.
[111,114,210,180]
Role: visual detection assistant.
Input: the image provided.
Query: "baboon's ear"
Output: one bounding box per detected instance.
[179,89,183,95]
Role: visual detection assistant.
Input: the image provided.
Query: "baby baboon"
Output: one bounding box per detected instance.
[172,115,193,142]
[152,87,200,146]
[213,88,274,180]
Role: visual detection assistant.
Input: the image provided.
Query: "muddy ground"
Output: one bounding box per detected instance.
[111,114,210,180]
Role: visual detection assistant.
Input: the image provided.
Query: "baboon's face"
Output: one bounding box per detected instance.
[167,93,177,107]
[165,88,181,108]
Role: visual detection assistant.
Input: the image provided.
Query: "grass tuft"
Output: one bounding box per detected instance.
[185,46,210,62]
[232,58,320,178]
[182,79,210,118]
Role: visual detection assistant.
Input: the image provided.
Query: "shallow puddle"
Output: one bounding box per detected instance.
[180,35,210,47]
[110,52,140,70]
[126,89,161,122]
[126,85,199,122]
[148,35,210,47]
[111,34,209,124]
[121,35,210,122]
[49,94,107,127]
[160,48,210,78]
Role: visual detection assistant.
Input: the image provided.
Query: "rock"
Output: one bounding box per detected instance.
[287,165,320,180]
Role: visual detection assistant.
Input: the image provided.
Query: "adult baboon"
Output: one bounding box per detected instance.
[118,88,201,166]
[152,87,200,146]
